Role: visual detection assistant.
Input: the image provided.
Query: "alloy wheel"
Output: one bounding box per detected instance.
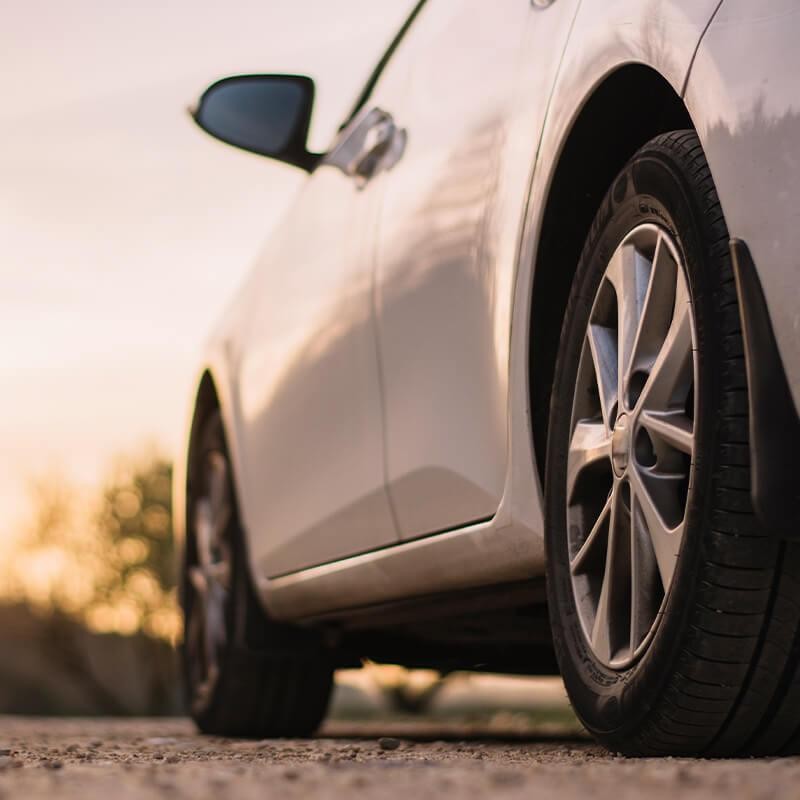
[566,224,697,669]
[186,449,233,712]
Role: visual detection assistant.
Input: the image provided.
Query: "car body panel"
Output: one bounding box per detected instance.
[260,0,724,621]
[685,0,800,415]
[231,153,397,578]
[181,0,747,622]
[371,0,534,539]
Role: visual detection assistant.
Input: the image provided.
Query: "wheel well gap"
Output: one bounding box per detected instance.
[529,65,693,484]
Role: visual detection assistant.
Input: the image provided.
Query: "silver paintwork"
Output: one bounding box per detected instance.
[686,0,800,414]
[266,515,536,620]
[371,0,535,540]
[567,225,696,668]
[175,0,795,624]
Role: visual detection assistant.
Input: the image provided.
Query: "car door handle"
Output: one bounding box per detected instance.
[349,116,398,178]
[328,107,407,187]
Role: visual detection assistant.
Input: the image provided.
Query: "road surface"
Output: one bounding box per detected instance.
[0,717,796,799]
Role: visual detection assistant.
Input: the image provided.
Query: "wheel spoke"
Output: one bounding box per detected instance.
[194,499,214,569]
[188,563,226,680]
[590,487,622,664]
[606,243,650,409]
[205,581,227,655]
[188,565,216,672]
[567,421,611,501]
[207,452,231,543]
[571,493,611,575]
[630,495,661,650]
[587,323,619,430]
[640,409,694,455]
[629,467,682,590]
[625,234,679,391]
[188,564,208,597]
[637,271,693,414]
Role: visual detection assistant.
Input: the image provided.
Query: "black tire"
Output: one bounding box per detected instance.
[182,411,334,738]
[545,130,800,757]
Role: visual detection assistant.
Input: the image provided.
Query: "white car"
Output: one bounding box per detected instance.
[176,0,800,756]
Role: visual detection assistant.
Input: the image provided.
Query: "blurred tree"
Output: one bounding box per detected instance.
[87,456,180,641]
[5,451,181,642]
[0,451,183,714]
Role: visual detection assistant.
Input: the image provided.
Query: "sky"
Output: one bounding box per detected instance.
[1,0,416,539]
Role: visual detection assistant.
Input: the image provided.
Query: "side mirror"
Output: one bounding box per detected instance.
[191,75,318,170]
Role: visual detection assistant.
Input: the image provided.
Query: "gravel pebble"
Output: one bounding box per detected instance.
[378,737,402,751]
[0,717,794,800]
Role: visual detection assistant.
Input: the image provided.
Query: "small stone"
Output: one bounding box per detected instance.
[45,760,63,770]
[166,755,180,764]
[90,740,103,748]
[283,769,300,781]
[65,744,80,753]
[378,737,401,752]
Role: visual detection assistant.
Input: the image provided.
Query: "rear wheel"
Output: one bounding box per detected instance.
[545,130,800,756]
[182,411,333,737]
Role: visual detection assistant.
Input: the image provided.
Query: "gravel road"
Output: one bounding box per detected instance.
[0,716,797,799]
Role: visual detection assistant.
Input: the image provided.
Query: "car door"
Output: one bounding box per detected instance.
[372,0,545,539]
[235,111,404,578]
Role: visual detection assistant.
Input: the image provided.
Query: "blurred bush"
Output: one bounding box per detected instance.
[87,456,179,641]
[0,452,183,715]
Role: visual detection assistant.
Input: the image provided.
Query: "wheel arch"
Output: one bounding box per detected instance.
[176,353,252,551]
[528,64,694,485]
[187,370,224,490]
[173,370,222,554]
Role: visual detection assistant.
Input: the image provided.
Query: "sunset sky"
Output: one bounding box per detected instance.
[1,1,416,539]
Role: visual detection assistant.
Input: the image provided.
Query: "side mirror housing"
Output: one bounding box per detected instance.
[191,74,318,170]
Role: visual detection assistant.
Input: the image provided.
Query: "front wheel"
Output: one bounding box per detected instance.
[545,131,800,757]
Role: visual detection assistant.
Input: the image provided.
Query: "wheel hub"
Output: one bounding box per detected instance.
[611,414,631,476]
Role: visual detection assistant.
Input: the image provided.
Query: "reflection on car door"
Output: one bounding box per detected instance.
[372,0,535,539]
